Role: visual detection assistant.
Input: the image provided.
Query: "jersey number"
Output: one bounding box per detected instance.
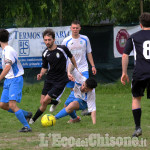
[143,41,150,59]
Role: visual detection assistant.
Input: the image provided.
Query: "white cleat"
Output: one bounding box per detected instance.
[29,118,34,124]
[49,100,61,112]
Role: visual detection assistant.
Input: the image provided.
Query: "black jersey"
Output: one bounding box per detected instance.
[124,30,150,80]
[42,45,72,83]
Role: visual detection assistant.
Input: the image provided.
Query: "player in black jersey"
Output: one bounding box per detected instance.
[121,12,150,137]
[29,29,77,124]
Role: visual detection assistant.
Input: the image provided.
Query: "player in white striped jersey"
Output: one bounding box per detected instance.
[50,20,97,114]
[0,29,32,132]
[55,65,97,124]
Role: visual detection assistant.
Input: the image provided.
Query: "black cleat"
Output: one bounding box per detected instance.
[25,112,33,123]
[19,127,32,132]
[132,127,142,137]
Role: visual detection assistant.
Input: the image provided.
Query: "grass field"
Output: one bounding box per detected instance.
[0,81,149,150]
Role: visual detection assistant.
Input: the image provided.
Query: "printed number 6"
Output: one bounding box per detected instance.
[143,41,150,59]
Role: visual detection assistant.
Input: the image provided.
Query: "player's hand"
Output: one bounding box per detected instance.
[121,73,129,85]
[37,73,42,80]
[92,66,97,75]
[68,73,75,82]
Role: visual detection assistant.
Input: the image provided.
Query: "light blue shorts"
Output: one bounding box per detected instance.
[65,91,88,110]
[66,71,89,88]
[0,76,23,103]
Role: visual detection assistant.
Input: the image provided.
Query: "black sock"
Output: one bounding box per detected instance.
[132,108,141,129]
[32,109,43,122]
[48,100,59,105]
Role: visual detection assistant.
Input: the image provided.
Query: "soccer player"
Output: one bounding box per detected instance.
[29,29,77,124]
[55,64,97,124]
[50,20,97,114]
[121,12,150,137]
[0,29,32,132]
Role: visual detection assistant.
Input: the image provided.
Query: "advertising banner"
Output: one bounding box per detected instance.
[114,25,141,58]
[0,26,71,68]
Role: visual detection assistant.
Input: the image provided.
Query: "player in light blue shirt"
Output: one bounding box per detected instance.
[0,29,32,132]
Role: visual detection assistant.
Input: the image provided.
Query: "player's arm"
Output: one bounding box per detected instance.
[87,90,96,124]
[87,52,97,75]
[121,53,129,85]
[0,60,12,81]
[37,68,47,80]
[91,111,96,124]
[67,63,75,82]
[69,56,78,71]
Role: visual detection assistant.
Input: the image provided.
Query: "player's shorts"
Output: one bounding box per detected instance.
[65,91,88,110]
[66,71,89,88]
[42,80,66,99]
[132,78,150,98]
[0,76,23,103]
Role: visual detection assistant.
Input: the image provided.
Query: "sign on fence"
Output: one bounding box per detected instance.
[0,26,71,68]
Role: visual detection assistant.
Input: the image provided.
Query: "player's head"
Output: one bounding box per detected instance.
[81,77,97,92]
[71,20,81,26]
[139,12,150,28]
[0,29,9,43]
[71,20,81,37]
[43,29,55,39]
[43,29,55,49]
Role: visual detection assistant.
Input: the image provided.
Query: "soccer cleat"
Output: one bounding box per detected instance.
[81,109,91,116]
[25,112,33,123]
[67,116,81,123]
[49,100,61,113]
[132,127,142,137]
[19,127,32,132]
[29,118,34,124]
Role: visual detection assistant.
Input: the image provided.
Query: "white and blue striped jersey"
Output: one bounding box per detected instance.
[62,34,92,72]
[2,45,24,79]
[72,68,96,112]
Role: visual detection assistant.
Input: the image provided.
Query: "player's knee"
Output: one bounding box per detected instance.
[8,102,16,110]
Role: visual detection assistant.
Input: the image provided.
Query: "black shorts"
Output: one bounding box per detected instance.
[42,80,66,99]
[132,79,150,99]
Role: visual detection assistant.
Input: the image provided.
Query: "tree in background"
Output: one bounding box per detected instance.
[0,0,150,27]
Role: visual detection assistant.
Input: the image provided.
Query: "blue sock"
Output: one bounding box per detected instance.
[8,109,14,113]
[55,108,69,119]
[21,109,28,117]
[69,110,77,119]
[15,109,30,128]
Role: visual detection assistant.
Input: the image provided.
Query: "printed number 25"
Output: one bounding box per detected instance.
[143,41,150,59]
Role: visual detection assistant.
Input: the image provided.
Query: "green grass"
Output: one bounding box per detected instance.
[0,81,149,149]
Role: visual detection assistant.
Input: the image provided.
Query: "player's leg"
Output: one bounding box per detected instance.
[9,76,32,132]
[132,96,142,137]
[30,83,65,124]
[131,80,145,137]
[55,101,79,119]
[49,81,74,113]
[29,94,51,124]
[49,87,65,112]
[0,102,9,110]
[9,100,31,132]
[55,91,74,119]
[67,99,88,123]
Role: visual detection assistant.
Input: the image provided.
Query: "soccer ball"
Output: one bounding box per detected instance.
[41,114,56,127]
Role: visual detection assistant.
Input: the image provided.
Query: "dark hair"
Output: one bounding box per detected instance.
[139,12,150,27]
[85,77,97,89]
[42,29,55,39]
[71,20,81,26]
[0,29,9,42]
